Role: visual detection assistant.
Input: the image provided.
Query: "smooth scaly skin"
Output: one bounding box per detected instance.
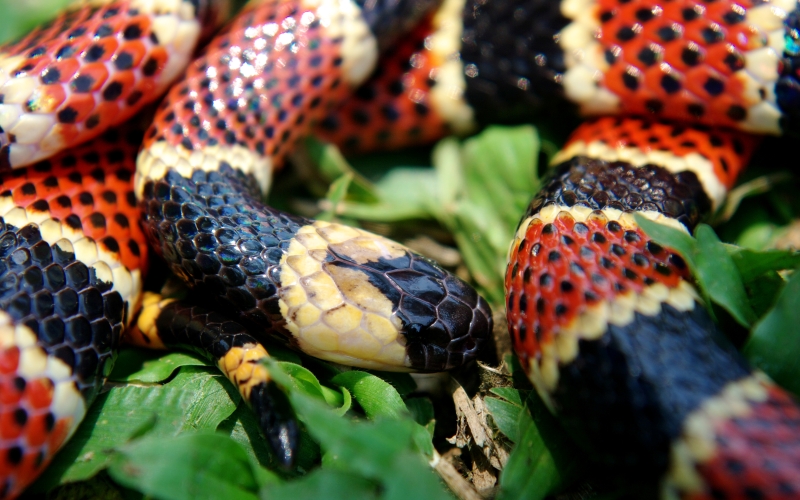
[4,0,800,499]
[136,0,491,376]
[0,1,225,497]
[0,0,492,496]
[317,0,800,495]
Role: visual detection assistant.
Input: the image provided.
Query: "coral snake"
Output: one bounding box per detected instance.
[0,0,798,497]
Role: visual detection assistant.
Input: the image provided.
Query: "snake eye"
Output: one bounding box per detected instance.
[276,220,492,372]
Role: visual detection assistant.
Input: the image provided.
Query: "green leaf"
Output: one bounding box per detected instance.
[318,173,354,221]
[302,138,378,202]
[108,433,261,500]
[34,367,240,490]
[109,349,208,383]
[277,362,328,401]
[263,469,380,500]
[340,168,439,221]
[727,246,800,283]
[693,225,756,327]
[489,387,523,406]
[497,392,580,500]
[406,397,435,428]
[289,394,451,500]
[484,397,522,443]
[744,269,800,395]
[330,371,409,419]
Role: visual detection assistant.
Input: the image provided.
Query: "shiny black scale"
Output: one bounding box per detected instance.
[0,219,123,398]
[526,157,711,230]
[459,0,574,124]
[141,164,491,371]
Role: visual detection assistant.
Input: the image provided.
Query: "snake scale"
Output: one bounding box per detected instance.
[0,0,798,498]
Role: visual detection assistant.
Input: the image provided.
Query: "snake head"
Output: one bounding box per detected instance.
[275,220,493,372]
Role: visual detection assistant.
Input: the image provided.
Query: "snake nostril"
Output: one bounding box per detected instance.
[464,337,476,351]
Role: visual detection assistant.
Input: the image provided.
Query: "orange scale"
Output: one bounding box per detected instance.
[90,101,121,131]
[0,410,23,440]
[46,58,80,83]
[0,348,20,375]
[114,39,147,69]
[683,65,728,100]
[130,78,157,104]
[72,62,109,92]
[58,93,96,124]
[703,43,744,75]
[102,70,136,102]
[684,19,729,48]
[91,37,119,62]
[662,39,705,72]
[143,46,169,77]
[706,92,745,125]
[23,413,50,448]
[618,37,661,68]
[0,378,23,405]
[14,452,44,489]
[729,22,767,51]
[28,84,66,113]
[124,15,152,38]
[24,378,53,410]
[603,64,639,100]
[0,449,15,477]
[50,123,80,148]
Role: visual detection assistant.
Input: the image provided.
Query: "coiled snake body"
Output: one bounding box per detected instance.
[0,0,798,498]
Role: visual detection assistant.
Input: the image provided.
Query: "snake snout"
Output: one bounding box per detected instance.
[396,270,493,372]
[276,221,493,372]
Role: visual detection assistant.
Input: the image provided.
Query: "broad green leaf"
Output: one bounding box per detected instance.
[318,173,354,221]
[263,469,380,500]
[109,349,208,383]
[330,371,409,419]
[633,214,696,259]
[432,138,464,214]
[497,391,580,500]
[406,397,435,428]
[366,371,417,397]
[33,368,240,490]
[108,433,260,500]
[743,271,786,318]
[340,168,439,221]
[302,138,378,202]
[278,362,328,401]
[321,386,351,416]
[498,408,560,500]
[727,246,800,283]
[744,269,800,395]
[289,394,451,500]
[489,387,523,406]
[484,397,522,443]
[693,225,756,327]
